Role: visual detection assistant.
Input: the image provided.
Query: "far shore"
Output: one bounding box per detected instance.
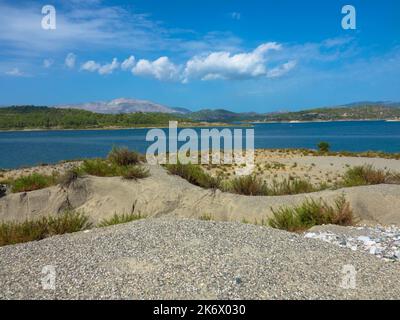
[247,119,399,124]
[0,122,252,133]
[1,118,398,132]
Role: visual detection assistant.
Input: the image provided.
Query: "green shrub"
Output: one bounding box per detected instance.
[78,159,120,177]
[78,155,149,180]
[268,178,316,196]
[0,211,92,247]
[165,162,220,189]
[199,213,213,221]
[343,165,387,187]
[98,213,145,227]
[121,166,150,180]
[9,173,58,193]
[268,195,354,232]
[108,147,142,166]
[230,175,268,196]
[317,141,330,153]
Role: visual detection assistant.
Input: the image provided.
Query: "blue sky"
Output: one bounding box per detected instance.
[0,0,399,112]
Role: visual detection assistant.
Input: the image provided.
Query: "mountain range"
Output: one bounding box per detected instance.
[56,98,191,115]
[3,98,395,123]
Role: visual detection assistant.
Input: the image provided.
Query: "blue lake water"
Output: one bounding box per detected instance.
[1,121,400,169]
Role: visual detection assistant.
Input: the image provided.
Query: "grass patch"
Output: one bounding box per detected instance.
[107,146,142,166]
[0,211,92,247]
[342,164,400,187]
[165,162,220,189]
[199,213,213,221]
[227,175,321,196]
[268,178,317,196]
[98,213,145,227]
[267,195,354,232]
[6,173,58,193]
[229,175,268,196]
[78,159,121,177]
[121,166,150,180]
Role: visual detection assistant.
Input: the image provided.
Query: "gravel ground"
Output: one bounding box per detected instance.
[305,225,400,262]
[1,218,400,300]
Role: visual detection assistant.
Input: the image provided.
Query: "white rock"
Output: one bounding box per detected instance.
[369,246,377,255]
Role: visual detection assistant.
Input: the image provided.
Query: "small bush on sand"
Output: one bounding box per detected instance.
[107,147,142,166]
[0,211,92,247]
[230,175,268,196]
[8,173,58,193]
[121,166,150,180]
[268,195,354,232]
[317,141,330,153]
[98,213,145,227]
[268,178,316,196]
[199,213,213,221]
[343,165,387,187]
[79,159,119,177]
[165,162,220,189]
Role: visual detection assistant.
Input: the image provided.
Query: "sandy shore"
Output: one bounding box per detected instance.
[2,149,400,185]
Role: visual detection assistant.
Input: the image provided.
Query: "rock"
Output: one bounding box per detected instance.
[357,236,371,243]
[0,184,7,198]
[303,225,400,262]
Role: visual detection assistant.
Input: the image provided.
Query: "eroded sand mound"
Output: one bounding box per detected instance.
[1,218,399,299]
[1,164,400,225]
[0,166,400,225]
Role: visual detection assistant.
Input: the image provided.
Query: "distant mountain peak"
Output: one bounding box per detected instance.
[55,98,191,114]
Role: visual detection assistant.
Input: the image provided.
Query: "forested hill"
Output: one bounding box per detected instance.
[0,106,191,130]
[261,104,400,122]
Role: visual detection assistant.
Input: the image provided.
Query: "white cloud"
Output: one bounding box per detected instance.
[133,57,181,81]
[81,58,119,75]
[81,60,101,72]
[5,68,25,77]
[267,61,297,78]
[121,56,136,71]
[43,59,54,68]
[65,53,77,69]
[98,58,119,75]
[183,42,286,82]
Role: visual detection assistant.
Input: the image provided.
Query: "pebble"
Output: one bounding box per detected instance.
[304,225,400,262]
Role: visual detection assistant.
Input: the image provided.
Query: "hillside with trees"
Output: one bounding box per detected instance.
[0,106,191,130]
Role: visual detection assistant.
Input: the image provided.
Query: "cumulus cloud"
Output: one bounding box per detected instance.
[267,60,297,78]
[182,42,286,82]
[43,59,54,68]
[81,58,119,75]
[78,43,296,81]
[65,53,76,69]
[5,68,25,77]
[132,57,181,81]
[121,56,136,71]
[98,58,119,75]
[81,60,101,72]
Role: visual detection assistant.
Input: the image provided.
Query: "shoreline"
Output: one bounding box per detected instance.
[247,119,397,124]
[0,122,252,133]
[1,147,400,171]
[1,119,398,132]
